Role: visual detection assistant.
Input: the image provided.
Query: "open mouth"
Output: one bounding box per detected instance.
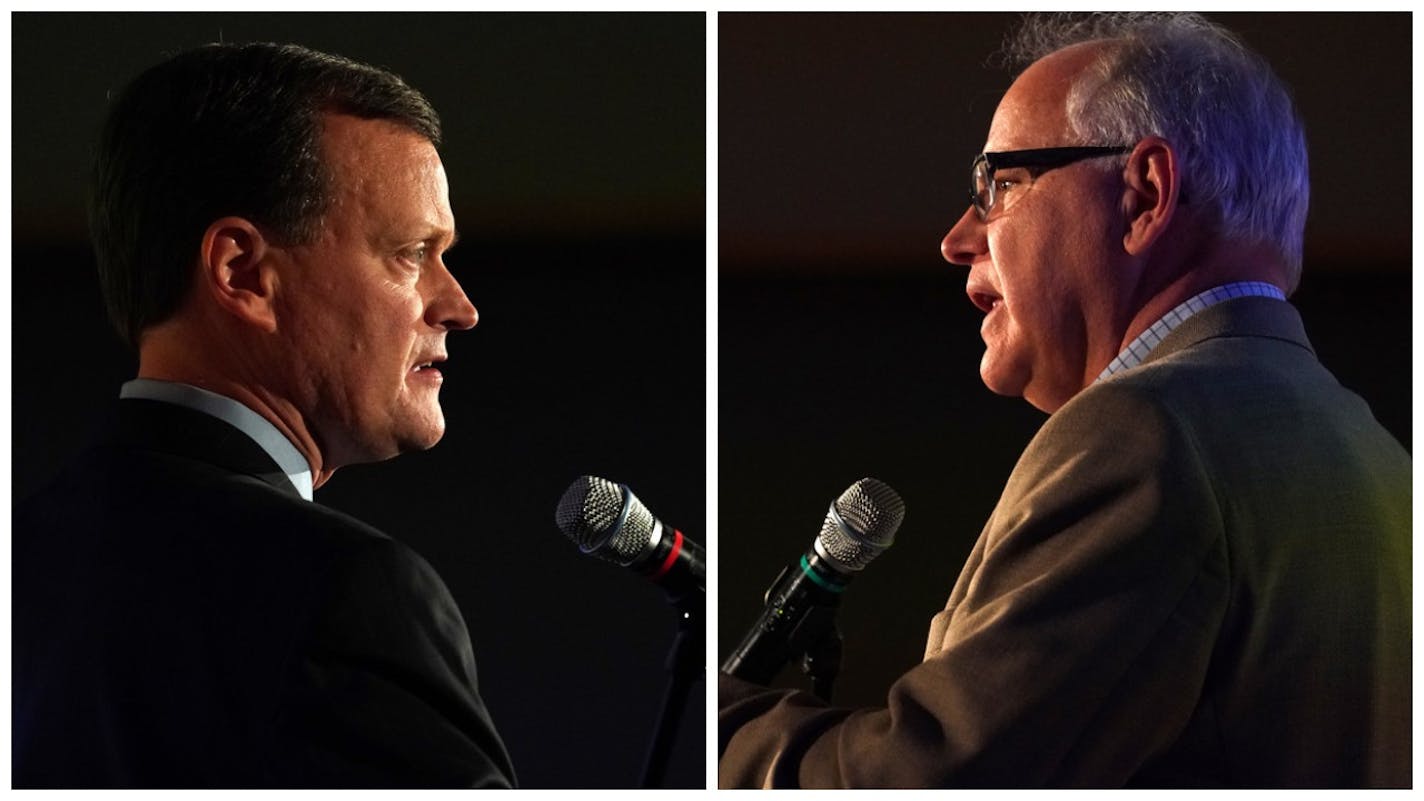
[969,291,1002,314]
[411,357,446,376]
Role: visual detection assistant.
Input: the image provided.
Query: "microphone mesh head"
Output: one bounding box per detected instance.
[555,475,655,566]
[816,477,905,571]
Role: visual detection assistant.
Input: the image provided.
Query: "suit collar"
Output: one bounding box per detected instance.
[108,398,304,499]
[120,379,313,500]
[1139,296,1315,370]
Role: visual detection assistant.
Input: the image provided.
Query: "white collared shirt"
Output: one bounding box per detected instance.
[119,378,314,501]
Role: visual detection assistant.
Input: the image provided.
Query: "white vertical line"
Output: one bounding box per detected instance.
[703,8,719,792]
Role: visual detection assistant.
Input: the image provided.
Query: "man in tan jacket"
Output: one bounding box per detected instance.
[719,13,1410,787]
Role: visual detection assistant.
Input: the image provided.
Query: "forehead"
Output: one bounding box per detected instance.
[985,42,1104,152]
[317,113,451,234]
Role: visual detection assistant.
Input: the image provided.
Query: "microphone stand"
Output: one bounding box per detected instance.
[639,595,703,788]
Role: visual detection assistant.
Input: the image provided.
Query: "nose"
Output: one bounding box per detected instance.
[425,261,479,331]
[940,205,986,268]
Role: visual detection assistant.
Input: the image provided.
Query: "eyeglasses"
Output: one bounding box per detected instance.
[969,146,1133,222]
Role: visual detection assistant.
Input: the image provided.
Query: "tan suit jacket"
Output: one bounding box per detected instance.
[719,297,1411,787]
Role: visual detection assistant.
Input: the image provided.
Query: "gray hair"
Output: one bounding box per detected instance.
[1003,13,1309,288]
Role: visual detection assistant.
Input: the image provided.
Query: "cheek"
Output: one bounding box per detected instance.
[991,198,1112,321]
[378,273,428,318]
[988,226,1054,323]
[336,277,423,341]
[987,230,1085,388]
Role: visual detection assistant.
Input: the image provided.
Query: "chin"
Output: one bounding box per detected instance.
[357,417,447,464]
[1020,390,1061,414]
[979,351,1029,400]
[393,420,446,454]
[404,410,448,452]
[408,429,445,452]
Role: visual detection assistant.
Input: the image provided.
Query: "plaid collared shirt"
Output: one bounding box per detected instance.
[1097,281,1287,382]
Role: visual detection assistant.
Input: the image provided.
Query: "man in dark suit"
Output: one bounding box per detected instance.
[719,13,1410,787]
[14,43,515,787]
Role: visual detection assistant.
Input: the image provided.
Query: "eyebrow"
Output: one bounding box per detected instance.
[412,227,459,253]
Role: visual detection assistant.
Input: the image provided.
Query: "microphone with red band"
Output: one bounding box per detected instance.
[556,475,704,601]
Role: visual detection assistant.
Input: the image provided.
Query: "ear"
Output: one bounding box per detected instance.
[1121,136,1181,256]
[199,217,278,333]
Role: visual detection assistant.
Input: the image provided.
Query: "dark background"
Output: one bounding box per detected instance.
[719,13,1411,707]
[12,12,705,789]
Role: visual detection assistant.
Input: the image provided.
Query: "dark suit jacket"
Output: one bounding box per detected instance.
[14,398,516,788]
[719,297,1411,788]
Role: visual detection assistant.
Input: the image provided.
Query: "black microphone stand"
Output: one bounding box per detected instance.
[639,594,703,788]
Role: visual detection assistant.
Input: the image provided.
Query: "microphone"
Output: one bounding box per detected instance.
[721,477,905,685]
[556,475,704,601]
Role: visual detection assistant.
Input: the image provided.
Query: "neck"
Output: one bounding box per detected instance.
[136,322,336,489]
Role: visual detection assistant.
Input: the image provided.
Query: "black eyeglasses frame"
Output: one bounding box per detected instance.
[969,145,1133,221]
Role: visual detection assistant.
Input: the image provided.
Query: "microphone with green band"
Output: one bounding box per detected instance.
[721,478,905,685]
